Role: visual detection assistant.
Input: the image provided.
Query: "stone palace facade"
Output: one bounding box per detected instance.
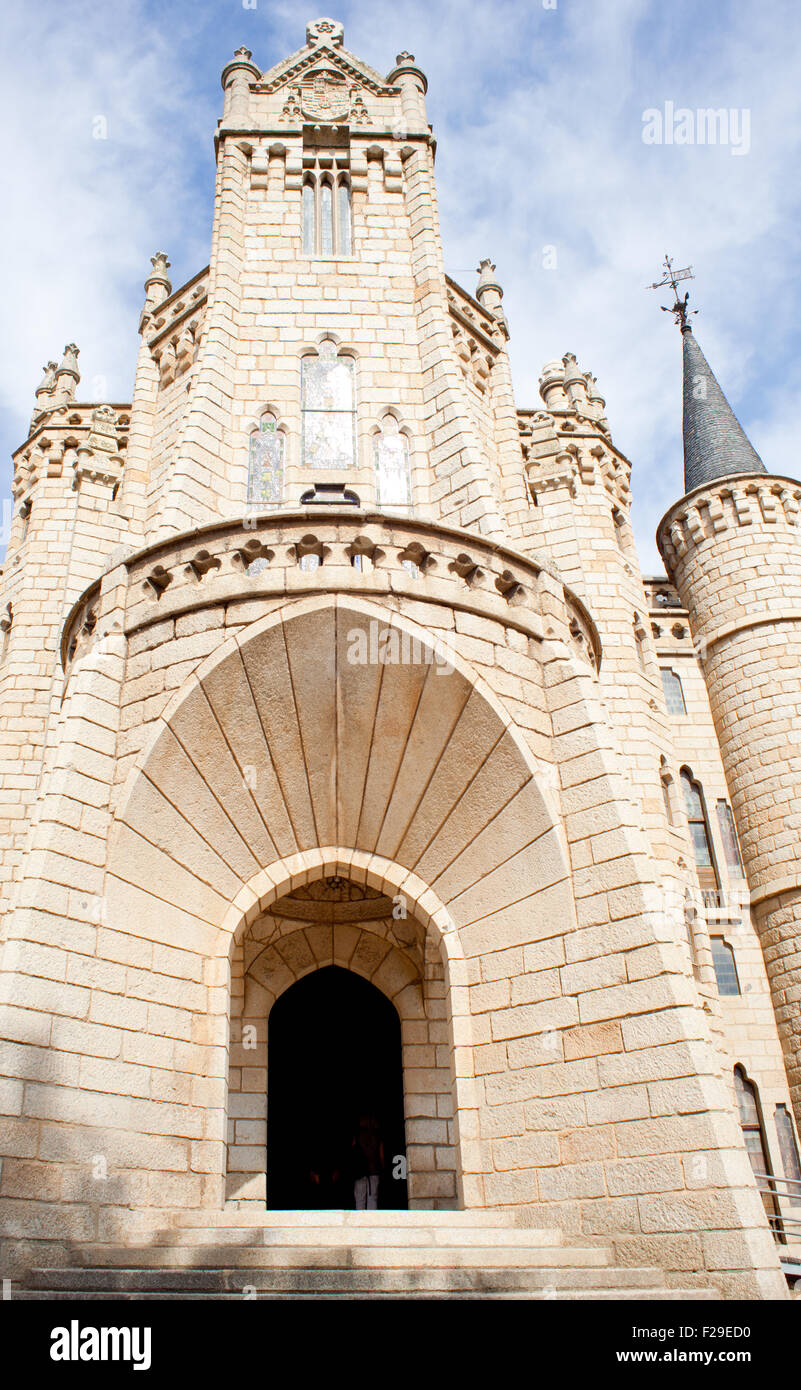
[1,19,800,1300]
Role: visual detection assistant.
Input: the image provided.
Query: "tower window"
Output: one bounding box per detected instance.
[734,1067,780,1230]
[681,768,719,890]
[716,800,744,874]
[374,416,412,511]
[301,340,356,470]
[247,413,285,508]
[710,937,741,996]
[660,667,686,715]
[302,174,352,257]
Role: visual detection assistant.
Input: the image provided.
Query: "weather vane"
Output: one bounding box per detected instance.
[647,254,698,329]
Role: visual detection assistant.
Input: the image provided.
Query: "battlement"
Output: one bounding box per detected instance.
[658,472,801,570]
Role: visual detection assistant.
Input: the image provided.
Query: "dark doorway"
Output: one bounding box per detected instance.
[267,965,408,1210]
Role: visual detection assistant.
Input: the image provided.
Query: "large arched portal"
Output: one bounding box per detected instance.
[267,966,407,1210]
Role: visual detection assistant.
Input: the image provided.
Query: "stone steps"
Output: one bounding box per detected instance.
[83,1226,565,1254]
[61,1243,608,1270]
[21,1209,722,1300]
[19,1287,721,1301]
[24,1266,719,1298]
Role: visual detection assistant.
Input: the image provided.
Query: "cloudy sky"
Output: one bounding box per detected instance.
[2,0,800,569]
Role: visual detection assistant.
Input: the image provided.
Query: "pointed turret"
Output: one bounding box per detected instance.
[681,324,765,493]
[656,260,801,1130]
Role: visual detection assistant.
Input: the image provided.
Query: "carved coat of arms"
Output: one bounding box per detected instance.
[301,69,349,121]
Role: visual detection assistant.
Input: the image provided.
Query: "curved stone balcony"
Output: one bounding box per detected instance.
[61,509,601,678]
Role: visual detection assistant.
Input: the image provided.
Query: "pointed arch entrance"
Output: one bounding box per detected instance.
[267,965,407,1210]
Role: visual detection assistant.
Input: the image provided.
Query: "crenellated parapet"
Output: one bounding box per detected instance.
[12,402,130,499]
[658,473,801,566]
[517,406,630,512]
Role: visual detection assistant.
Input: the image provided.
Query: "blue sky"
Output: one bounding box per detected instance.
[2,0,800,569]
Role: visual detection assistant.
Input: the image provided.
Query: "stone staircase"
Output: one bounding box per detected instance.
[21,1209,720,1300]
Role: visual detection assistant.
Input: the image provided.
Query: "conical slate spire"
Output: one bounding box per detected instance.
[682,324,765,494]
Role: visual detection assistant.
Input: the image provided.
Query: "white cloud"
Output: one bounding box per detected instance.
[3,0,800,576]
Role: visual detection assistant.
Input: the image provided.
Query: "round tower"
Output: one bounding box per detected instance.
[657,303,801,1128]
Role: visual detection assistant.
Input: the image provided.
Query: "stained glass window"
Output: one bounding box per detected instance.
[301,341,356,470]
[247,415,284,507]
[374,416,412,510]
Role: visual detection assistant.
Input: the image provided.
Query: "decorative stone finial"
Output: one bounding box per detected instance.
[146,251,172,289]
[396,51,415,64]
[36,361,59,395]
[475,259,508,333]
[306,17,344,47]
[57,344,80,380]
[234,46,252,60]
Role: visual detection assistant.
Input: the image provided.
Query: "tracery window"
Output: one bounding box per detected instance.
[374,416,412,511]
[247,413,285,508]
[301,340,356,470]
[660,667,686,716]
[302,174,352,256]
[681,768,718,890]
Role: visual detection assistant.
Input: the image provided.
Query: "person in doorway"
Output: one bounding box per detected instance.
[351,1111,384,1210]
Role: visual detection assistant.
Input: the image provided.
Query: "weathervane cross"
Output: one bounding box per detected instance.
[647,253,697,328]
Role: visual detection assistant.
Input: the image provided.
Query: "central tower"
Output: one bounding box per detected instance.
[134,17,525,548]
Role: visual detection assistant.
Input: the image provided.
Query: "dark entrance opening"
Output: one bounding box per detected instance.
[267,965,408,1210]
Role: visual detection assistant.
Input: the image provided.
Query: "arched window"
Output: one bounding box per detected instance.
[660,667,686,716]
[302,180,315,254]
[681,769,719,890]
[301,340,356,470]
[734,1067,780,1230]
[716,800,744,875]
[710,937,740,996]
[374,416,412,511]
[301,173,352,257]
[247,413,285,507]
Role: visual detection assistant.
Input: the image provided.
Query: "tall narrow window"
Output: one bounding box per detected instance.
[734,1067,780,1231]
[338,181,352,255]
[301,173,352,256]
[775,1105,801,1206]
[247,414,285,507]
[681,769,719,890]
[320,179,334,256]
[710,938,741,996]
[716,800,744,874]
[374,416,412,511]
[302,181,315,254]
[660,667,686,716]
[301,340,356,470]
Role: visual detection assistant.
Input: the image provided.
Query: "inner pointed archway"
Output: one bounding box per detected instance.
[267,966,407,1211]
